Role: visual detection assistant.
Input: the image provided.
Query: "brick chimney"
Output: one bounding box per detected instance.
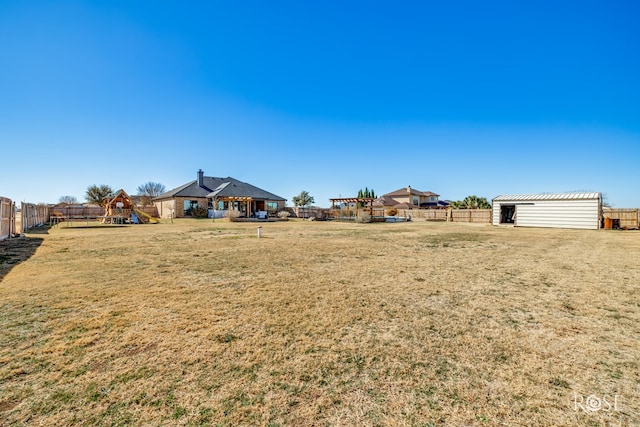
[197,169,204,187]
[407,185,412,193]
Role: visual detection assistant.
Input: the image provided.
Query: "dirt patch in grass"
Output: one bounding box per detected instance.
[0,220,638,426]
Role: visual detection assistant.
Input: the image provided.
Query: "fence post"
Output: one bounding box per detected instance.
[21,202,26,234]
[11,202,16,237]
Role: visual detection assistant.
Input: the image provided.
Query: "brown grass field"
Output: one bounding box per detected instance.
[1,219,638,426]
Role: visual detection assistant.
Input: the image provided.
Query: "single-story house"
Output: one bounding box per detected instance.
[492,192,602,230]
[153,169,287,219]
[375,186,448,209]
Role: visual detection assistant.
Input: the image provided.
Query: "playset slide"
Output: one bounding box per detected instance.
[133,208,159,224]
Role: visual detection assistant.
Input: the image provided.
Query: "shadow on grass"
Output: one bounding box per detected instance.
[0,226,47,282]
[53,223,130,229]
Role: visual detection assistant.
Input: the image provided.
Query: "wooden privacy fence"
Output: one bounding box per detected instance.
[395,208,492,223]
[1,196,16,241]
[449,208,492,223]
[50,206,105,218]
[396,209,448,221]
[50,206,159,217]
[602,208,640,229]
[21,202,49,233]
[293,207,330,219]
[49,205,160,224]
[325,207,492,223]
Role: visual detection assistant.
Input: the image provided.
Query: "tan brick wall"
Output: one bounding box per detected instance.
[154,199,176,219]
[174,197,208,218]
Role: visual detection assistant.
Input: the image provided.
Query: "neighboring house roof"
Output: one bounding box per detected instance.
[372,196,394,207]
[493,192,601,202]
[420,200,450,208]
[384,186,440,198]
[154,176,286,201]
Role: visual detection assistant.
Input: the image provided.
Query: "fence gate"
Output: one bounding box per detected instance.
[1,197,16,240]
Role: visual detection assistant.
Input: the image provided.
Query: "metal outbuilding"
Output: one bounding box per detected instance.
[492,192,602,230]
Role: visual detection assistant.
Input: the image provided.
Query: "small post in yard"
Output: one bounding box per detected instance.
[257,226,262,238]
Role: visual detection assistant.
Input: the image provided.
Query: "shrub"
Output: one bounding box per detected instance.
[386,207,398,216]
[356,212,372,223]
[226,209,242,221]
[277,211,290,219]
[192,206,209,218]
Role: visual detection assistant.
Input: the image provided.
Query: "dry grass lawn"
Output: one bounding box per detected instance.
[0,219,638,426]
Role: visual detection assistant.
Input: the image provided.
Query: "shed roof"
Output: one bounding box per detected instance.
[493,192,601,202]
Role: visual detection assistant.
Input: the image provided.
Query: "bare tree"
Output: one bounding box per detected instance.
[136,182,166,206]
[58,195,79,205]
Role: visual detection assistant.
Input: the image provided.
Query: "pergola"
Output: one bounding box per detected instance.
[329,197,376,219]
[213,196,254,216]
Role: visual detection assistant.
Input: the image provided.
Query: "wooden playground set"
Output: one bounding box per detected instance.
[50,190,159,227]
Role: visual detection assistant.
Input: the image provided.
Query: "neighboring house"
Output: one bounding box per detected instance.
[153,169,287,219]
[375,186,447,209]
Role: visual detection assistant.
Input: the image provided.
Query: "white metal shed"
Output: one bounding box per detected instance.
[492,192,601,230]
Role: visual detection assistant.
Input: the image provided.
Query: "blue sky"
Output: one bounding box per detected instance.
[1,1,638,207]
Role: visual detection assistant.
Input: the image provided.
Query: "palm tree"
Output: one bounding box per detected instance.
[452,195,491,209]
[292,191,315,208]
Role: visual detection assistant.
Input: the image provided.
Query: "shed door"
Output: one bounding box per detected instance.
[500,205,516,224]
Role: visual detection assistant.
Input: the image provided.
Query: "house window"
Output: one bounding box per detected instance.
[430,196,436,202]
[412,196,419,206]
[266,202,278,212]
[184,200,198,216]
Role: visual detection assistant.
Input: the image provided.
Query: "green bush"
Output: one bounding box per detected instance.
[192,206,209,218]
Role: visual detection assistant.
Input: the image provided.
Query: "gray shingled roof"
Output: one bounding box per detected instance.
[384,187,440,198]
[154,176,286,201]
